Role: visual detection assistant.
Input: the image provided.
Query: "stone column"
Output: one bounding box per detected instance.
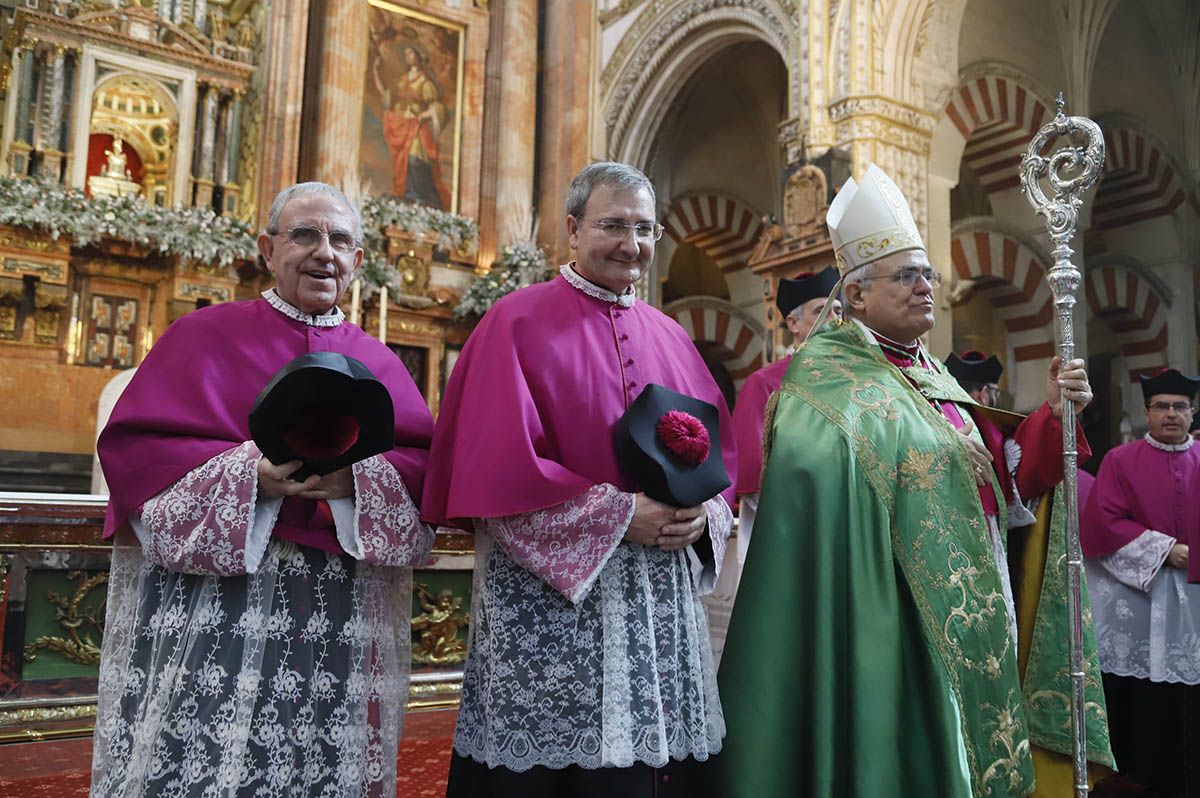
[39,47,67,180]
[218,91,244,215]
[193,0,209,35]
[219,92,243,185]
[926,172,955,358]
[308,0,368,196]
[214,91,229,186]
[493,0,538,245]
[13,48,34,145]
[193,84,219,207]
[537,0,594,263]
[256,0,310,226]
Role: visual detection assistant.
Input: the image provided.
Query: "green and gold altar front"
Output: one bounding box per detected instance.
[0,493,477,743]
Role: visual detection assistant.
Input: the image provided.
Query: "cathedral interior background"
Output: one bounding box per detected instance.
[0,0,1195,787]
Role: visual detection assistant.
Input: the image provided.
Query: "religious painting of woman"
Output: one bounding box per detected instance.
[361,2,463,212]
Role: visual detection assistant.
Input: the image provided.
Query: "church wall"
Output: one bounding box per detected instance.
[1090,1,1186,160]
[956,0,1066,97]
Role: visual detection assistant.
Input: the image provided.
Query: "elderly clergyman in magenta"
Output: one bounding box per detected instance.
[91,182,435,796]
[422,161,735,797]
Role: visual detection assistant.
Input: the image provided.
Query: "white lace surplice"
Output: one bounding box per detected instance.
[1087,529,1200,684]
[453,483,733,771]
[91,443,434,797]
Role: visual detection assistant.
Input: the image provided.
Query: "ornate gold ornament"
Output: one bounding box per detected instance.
[410,582,469,666]
[23,570,108,666]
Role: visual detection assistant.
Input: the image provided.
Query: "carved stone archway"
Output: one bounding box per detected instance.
[600,0,795,168]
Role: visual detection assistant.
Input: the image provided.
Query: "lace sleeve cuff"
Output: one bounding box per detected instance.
[478,483,634,605]
[688,495,733,596]
[134,441,273,576]
[1099,529,1176,591]
[335,454,435,567]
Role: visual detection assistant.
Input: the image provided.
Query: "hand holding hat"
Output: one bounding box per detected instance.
[249,352,396,483]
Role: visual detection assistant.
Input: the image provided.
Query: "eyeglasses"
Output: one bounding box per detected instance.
[1148,401,1194,413]
[275,225,360,255]
[588,219,664,242]
[870,266,943,287]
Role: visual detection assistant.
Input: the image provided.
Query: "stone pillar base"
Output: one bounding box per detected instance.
[193,178,215,209]
[38,149,65,182]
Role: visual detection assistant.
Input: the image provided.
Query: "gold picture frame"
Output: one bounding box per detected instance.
[361,0,466,213]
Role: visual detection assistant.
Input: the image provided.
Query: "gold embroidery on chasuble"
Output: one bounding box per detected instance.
[773,322,1035,797]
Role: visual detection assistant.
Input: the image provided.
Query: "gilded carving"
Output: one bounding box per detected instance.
[0,232,70,256]
[23,570,108,666]
[1,258,67,283]
[174,279,233,303]
[0,703,97,729]
[411,583,470,666]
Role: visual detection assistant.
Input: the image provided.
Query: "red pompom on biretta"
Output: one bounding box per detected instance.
[656,409,710,466]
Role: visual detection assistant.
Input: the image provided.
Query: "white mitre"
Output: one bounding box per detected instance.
[826,164,925,275]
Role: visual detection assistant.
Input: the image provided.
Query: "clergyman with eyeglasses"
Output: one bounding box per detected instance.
[714,164,1114,797]
[422,161,736,797]
[91,182,436,796]
[1081,367,1200,797]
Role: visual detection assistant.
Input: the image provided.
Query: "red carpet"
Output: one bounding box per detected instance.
[0,707,457,798]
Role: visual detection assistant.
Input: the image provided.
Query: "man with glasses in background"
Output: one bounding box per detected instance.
[92,182,436,796]
[716,165,1113,797]
[423,161,735,797]
[1082,369,1200,798]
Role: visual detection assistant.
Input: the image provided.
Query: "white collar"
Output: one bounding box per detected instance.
[262,288,344,327]
[560,263,637,308]
[1143,432,1195,452]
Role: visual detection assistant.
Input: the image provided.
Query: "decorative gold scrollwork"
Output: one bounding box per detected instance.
[23,570,108,666]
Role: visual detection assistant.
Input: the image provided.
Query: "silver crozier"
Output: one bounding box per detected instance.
[1018,94,1105,798]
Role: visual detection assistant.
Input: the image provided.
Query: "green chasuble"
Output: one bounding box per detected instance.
[717,319,1104,797]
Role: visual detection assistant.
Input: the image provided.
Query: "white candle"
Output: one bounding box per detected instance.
[378,285,388,344]
[349,278,361,326]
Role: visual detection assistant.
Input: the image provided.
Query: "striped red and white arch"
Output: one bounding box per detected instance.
[663,300,764,389]
[1093,127,1187,230]
[950,228,1054,362]
[661,193,763,273]
[943,75,1051,194]
[1085,265,1169,380]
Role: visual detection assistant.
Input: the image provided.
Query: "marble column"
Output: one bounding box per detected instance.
[193,0,209,34]
[308,0,368,197]
[256,0,310,226]
[39,47,67,180]
[13,49,33,144]
[493,0,538,245]
[537,0,594,263]
[193,84,218,207]
[220,92,243,185]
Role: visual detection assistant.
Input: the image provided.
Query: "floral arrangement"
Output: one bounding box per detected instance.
[453,239,553,319]
[0,177,485,292]
[360,195,479,255]
[0,176,257,267]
